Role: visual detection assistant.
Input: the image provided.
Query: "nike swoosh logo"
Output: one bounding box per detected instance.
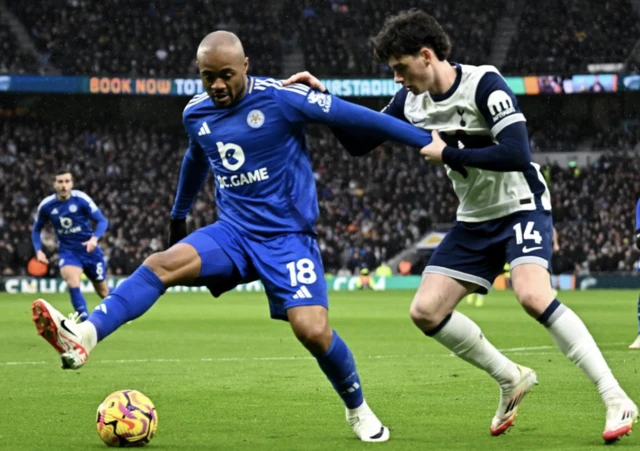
[522,246,543,254]
[60,320,78,337]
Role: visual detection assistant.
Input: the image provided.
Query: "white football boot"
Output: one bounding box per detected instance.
[490,365,538,436]
[603,397,638,443]
[628,335,640,349]
[32,299,88,369]
[346,400,390,442]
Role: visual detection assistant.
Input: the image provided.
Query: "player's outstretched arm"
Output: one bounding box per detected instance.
[169,141,210,245]
[284,73,407,155]
[31,205,48,262]
[275,86,431,149]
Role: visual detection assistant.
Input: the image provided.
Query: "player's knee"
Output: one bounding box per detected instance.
[96,284,110,298]
[515,287,552,317]
[292,321,331,354]
[409,298,443,330]
[142,252,172,279]
[63,274,81,288]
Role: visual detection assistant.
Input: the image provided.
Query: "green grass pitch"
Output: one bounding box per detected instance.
[1,290,639,450]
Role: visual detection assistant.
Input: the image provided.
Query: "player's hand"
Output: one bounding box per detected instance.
[168,218,187,248]
[635,229,640,250]
[83,236,99,253]
[36,250,49,264]
[420,131,446,165]
[282,71,326,92]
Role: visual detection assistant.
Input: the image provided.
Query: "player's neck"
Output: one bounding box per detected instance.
[428,61,458,95]
[56,193,71,201]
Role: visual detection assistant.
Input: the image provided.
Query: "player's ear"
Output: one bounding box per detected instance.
[243,57,249,74]
[419,47,432,66]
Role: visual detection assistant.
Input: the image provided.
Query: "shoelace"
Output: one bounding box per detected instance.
[67,312,82,324]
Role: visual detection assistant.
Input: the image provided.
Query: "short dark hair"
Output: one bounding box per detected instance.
[372,9,451,62]
[55,169,72,178]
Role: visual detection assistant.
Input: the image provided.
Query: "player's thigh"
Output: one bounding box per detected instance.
[246,233,328,322]
[506,210,555,316]
[410,272,477,327]
[59,259,83,288]
[177,222,250,294]
[422,222,503,295]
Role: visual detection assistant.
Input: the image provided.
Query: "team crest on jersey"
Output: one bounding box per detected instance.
[246,110,265,128]
[307,91,332,113]
[69,204,78,213]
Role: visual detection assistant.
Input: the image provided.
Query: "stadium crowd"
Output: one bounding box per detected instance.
[3,0,638,77]
[7,0,282,77]
[503,0,640,74]
[1,117,638,278]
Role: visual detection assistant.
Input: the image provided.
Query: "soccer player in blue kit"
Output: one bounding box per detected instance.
[32,170,109,320]
[31,31,433,442]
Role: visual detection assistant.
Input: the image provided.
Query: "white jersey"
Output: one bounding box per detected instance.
[383,63,551,222]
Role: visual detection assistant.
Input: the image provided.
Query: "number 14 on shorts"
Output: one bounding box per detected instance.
[513,221,542,247]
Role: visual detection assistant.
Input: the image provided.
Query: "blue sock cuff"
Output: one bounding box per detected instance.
[138,265,166,294]
[537,299,567,326]
[69,287,81,293]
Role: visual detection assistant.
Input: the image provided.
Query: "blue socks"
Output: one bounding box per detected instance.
[313,331,364,409]
[88,266,165,341]
[69,287,88,316]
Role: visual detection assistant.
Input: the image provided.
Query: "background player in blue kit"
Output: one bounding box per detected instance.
[630,197,640,349]
[30,31,433,442]
[32,170,109,320]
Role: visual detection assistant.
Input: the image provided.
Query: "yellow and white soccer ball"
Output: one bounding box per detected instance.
[96,389,158,447]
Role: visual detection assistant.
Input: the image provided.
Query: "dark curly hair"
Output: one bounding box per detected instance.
[372,9,451,62]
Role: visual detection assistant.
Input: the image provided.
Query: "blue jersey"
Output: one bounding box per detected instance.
[172,76,432,238]
[32,190,108,252]
[636,197,640,231]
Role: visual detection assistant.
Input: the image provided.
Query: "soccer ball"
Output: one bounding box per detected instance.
[96,389,158,447]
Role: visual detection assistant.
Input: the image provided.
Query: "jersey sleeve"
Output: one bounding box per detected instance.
[475,72,526,137]
[272,84,431,148]
[380,88,409,122]
[31,202,48,252]
[74,190,99,212]
[171,118,210,219]
[636,197,640,230]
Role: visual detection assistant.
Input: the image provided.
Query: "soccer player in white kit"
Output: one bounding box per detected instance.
[284,8,637,443]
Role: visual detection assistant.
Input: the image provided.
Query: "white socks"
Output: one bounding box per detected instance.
[542,305,625,406]
[77,321,98,353]
[431,311,520,388]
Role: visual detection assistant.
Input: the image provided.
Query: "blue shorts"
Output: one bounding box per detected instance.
[181,221,328,321]
[59,246,107,282]
[425,210,553,294]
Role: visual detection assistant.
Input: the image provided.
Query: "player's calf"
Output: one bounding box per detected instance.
[288,306,389,441]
